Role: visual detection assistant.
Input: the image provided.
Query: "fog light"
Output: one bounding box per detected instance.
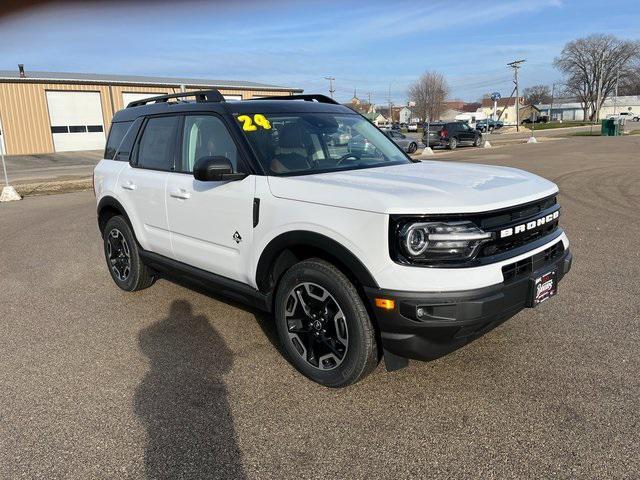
[416,307,425,318]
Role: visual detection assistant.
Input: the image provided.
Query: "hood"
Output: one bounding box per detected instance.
[267,161,558,214]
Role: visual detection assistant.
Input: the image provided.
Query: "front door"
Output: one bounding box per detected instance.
[166,114,255,284]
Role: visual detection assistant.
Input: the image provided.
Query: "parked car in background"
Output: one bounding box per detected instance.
[327,127,351,146]
[407,123,418,132]
[454,112,487,130]
[423,121,484,150]
[382,129,418,153]
[476,119,504,132]
[607,111,638,121]
[347,134,378,156]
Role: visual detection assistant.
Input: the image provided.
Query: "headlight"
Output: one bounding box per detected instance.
[399,221,493,263]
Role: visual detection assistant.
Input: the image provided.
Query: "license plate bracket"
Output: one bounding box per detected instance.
[529,269,557,307]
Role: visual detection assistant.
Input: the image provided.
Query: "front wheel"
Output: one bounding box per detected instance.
[407,142,418,154]
[274,259,379,387]
[448,137,458,150]
[474,136,485,147]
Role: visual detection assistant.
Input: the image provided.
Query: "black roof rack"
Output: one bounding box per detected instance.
[253,94,339,105]
[126,89,225,108]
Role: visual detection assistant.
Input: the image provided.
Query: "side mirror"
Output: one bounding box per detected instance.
[193,156,247,182]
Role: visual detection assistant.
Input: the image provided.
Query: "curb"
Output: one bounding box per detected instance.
[14,178,92,197]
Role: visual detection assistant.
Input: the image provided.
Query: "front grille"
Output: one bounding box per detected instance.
[389,194,561,268]
[502,241,565,282]
[474,196,560,258]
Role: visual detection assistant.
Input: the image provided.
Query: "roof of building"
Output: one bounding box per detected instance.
[0,69,302,92]
[481,97,524,108]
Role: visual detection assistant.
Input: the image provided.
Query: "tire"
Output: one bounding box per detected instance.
[448,137,458,150]
[274,259,378,387]
[474,136,484,147]
[102,215,155,292]
[407,142,418,154]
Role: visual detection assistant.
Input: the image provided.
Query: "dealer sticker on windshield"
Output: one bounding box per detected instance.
[237,114,271,131]
[531,269,557,306]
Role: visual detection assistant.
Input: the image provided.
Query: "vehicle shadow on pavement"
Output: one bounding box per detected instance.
[133,300,246,480]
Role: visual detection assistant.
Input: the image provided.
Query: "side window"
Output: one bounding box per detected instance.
[180,115,239,173]
[114,117,143,162]
[137,116,179,171]
[104,121,132,160]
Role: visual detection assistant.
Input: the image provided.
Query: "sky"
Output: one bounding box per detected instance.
[0,0,639,105]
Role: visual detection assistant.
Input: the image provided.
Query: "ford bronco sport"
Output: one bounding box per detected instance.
[94,90,572,387]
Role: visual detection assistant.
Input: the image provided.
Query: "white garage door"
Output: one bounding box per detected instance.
[46,91,106,152]
[223,94,242,101]
[122,92,167,107]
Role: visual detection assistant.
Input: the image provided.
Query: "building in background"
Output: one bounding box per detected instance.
[480,96,525,125]
[537,95,640,122]
[0,67,301,155]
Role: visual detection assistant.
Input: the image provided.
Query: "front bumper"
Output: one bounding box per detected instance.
[364,247,572,362]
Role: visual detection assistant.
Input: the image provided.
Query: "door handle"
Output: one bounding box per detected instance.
[169,188,191,200]
[121,181,137,191]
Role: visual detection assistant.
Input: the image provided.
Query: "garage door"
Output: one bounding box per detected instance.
[223,94,242,101]
[46,91,106,152]
[122,92,167,107]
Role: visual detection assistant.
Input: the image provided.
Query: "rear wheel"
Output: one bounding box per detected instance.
[274,259,378,387]
[448,137,458,150]
[102,215,155,291]
[407,142,418,154]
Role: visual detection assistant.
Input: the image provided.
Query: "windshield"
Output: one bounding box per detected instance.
[236,112,411,176]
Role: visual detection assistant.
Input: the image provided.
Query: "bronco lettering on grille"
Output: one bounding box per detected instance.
[499,210,559,239]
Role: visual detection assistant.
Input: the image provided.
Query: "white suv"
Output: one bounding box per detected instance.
[94,91,572,387]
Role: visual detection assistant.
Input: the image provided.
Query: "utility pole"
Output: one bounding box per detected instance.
[388,83,392,126]
[614,70,620,115]
[324,76,335,99]
[507,59,525,132]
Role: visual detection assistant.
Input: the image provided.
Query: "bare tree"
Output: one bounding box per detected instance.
[554,34,640,120]
[523,85,551,105]
[408,71,449,122]
[619,61,640,95]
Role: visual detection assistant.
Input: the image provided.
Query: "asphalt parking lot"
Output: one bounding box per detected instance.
[1,135,639,479]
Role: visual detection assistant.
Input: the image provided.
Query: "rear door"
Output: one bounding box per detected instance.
[165,113,255,284]
[458,122,475,143]
[117,115,179,257]
[424,123,443,146]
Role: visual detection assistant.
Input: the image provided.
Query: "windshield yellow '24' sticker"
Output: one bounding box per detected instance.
[237,114,271,131]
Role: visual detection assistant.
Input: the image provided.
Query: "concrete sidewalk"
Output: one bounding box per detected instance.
[2,150,103,185]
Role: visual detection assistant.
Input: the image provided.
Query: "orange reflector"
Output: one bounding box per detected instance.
[375,298,395,310]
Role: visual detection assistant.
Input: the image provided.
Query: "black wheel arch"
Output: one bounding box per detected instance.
[97,196,132,237]
[256,231,379,295]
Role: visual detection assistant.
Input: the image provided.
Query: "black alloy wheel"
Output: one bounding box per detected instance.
[102,215,155,291]
[284,282,349,371]
[107,228,131,281]
[274,259,378,387]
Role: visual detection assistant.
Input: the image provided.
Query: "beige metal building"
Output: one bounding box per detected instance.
[0,68,302,155]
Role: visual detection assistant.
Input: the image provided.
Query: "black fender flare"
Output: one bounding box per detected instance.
[97,196,132,233]
[255,230,379,293]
